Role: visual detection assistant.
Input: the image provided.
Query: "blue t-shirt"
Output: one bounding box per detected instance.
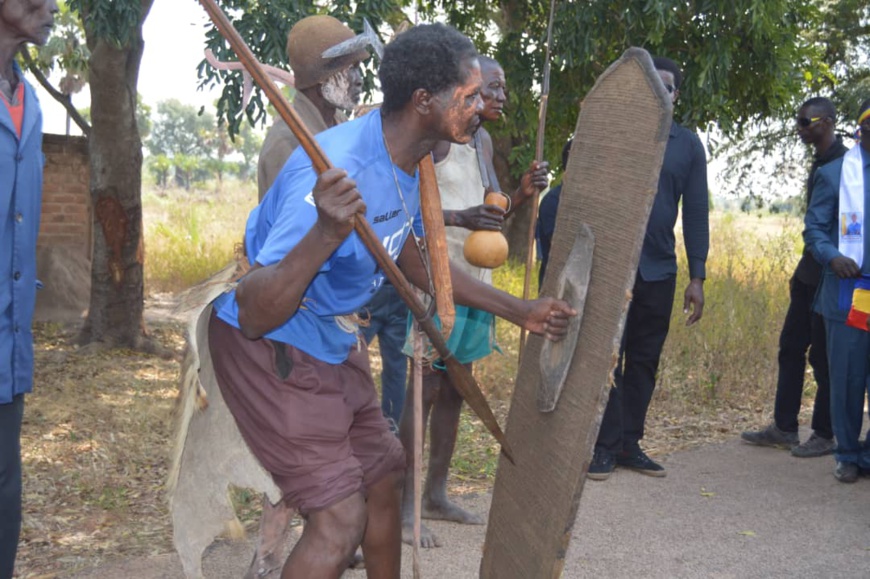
[215,111,424,363]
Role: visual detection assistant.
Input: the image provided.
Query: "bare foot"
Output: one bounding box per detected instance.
[244,496,294,579]
[401,516,442,548]
[422,496,484,525]
[244,551,282,579]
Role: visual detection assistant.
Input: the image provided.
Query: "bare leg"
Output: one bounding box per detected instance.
[399,369,441,548]
[422,363,483,525]
[245,495,295,579]
[360,471,403,579]
[280,492,366,579]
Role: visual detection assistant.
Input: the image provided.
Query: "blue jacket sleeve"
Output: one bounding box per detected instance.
[803,166,841,267]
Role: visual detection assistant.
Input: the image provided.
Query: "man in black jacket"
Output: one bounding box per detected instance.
[741,97,847,457]
[539,57,710,481]
[587,57,710,480]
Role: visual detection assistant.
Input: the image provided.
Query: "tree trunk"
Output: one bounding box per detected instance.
[492,133,532,261]
[79,3,155,350]
[494,0,536,262]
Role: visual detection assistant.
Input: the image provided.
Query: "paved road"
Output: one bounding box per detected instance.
[74,430,870,578]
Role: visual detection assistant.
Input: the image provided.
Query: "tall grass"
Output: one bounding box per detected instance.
[659,212,801,415]
[144,182,805,415]
[142,180,257,293]
[475,212,804,417]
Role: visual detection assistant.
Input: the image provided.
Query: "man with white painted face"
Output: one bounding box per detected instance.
[257,15,366,201]
[248,16,370,577]
[0,1,58,575]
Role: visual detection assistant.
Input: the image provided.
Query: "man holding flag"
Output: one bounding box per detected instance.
[804,98,870,483]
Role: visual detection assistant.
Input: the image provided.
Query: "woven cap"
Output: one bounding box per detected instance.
[287,15,368,90]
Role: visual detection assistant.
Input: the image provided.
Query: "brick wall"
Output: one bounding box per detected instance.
[38,133,91,260]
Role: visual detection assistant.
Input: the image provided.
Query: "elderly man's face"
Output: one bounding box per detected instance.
[479,61,506,123]
[430,58,484,145]
[0,0,58,47]
[320,64,364,112]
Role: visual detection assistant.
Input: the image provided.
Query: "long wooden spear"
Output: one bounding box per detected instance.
[196,0,514,463]
[518,0,558,356]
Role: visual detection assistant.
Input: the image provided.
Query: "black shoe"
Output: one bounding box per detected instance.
[740,423,799,449]
[616,447,666,477]
[835,461,859,483]
[791,432,835,458]
[587,448,616,481]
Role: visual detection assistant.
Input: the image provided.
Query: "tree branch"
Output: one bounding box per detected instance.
[18,49,91,137]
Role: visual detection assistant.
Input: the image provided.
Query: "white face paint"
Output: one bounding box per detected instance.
[321,68,356,111]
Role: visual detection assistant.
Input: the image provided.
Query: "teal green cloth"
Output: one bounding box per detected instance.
[403,305,499,367]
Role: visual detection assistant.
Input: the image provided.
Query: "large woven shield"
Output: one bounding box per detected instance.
[480,48,673,578]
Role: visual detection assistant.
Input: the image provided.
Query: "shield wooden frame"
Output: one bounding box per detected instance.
[480,48,673,578]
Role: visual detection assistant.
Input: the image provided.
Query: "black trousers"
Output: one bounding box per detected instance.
[773,276,832,439]
[0,394,23,579]
[597,277,676,454]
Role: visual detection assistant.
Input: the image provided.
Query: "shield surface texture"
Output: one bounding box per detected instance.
[480,48,672,578]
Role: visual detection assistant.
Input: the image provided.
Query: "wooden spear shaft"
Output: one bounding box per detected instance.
[519,0,557,357]
[412,324,423,578]
[197,0,514,463]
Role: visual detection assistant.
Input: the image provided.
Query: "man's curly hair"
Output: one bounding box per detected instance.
[379,23,478,114]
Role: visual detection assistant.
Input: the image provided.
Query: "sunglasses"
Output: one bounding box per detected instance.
[796,116,824,127]
[664,84,675,94]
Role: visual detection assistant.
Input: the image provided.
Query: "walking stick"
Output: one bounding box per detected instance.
[518,0,557,358]
[196,0,514,463]
[412,322,424,578]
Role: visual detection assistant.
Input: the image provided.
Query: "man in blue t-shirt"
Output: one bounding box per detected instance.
[208,24,575,578]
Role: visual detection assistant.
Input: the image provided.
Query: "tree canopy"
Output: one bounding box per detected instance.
[19,0,870,344]
[199,0,866,255]
[203,0,867,180]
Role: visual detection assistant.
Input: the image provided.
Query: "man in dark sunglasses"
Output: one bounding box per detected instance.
[742,97,846,457]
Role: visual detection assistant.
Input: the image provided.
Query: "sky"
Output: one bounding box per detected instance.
[39,1,223,135]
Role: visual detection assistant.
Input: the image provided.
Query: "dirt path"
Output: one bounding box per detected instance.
[72,429,870,578]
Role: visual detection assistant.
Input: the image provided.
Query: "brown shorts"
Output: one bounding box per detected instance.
[208,311,405,514]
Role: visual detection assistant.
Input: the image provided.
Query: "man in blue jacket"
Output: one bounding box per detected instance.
[0,1,58,576]
[804,99,870,483]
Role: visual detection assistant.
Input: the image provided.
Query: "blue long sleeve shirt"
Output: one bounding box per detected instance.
[804,144,870,322]
[0,63,45,404]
